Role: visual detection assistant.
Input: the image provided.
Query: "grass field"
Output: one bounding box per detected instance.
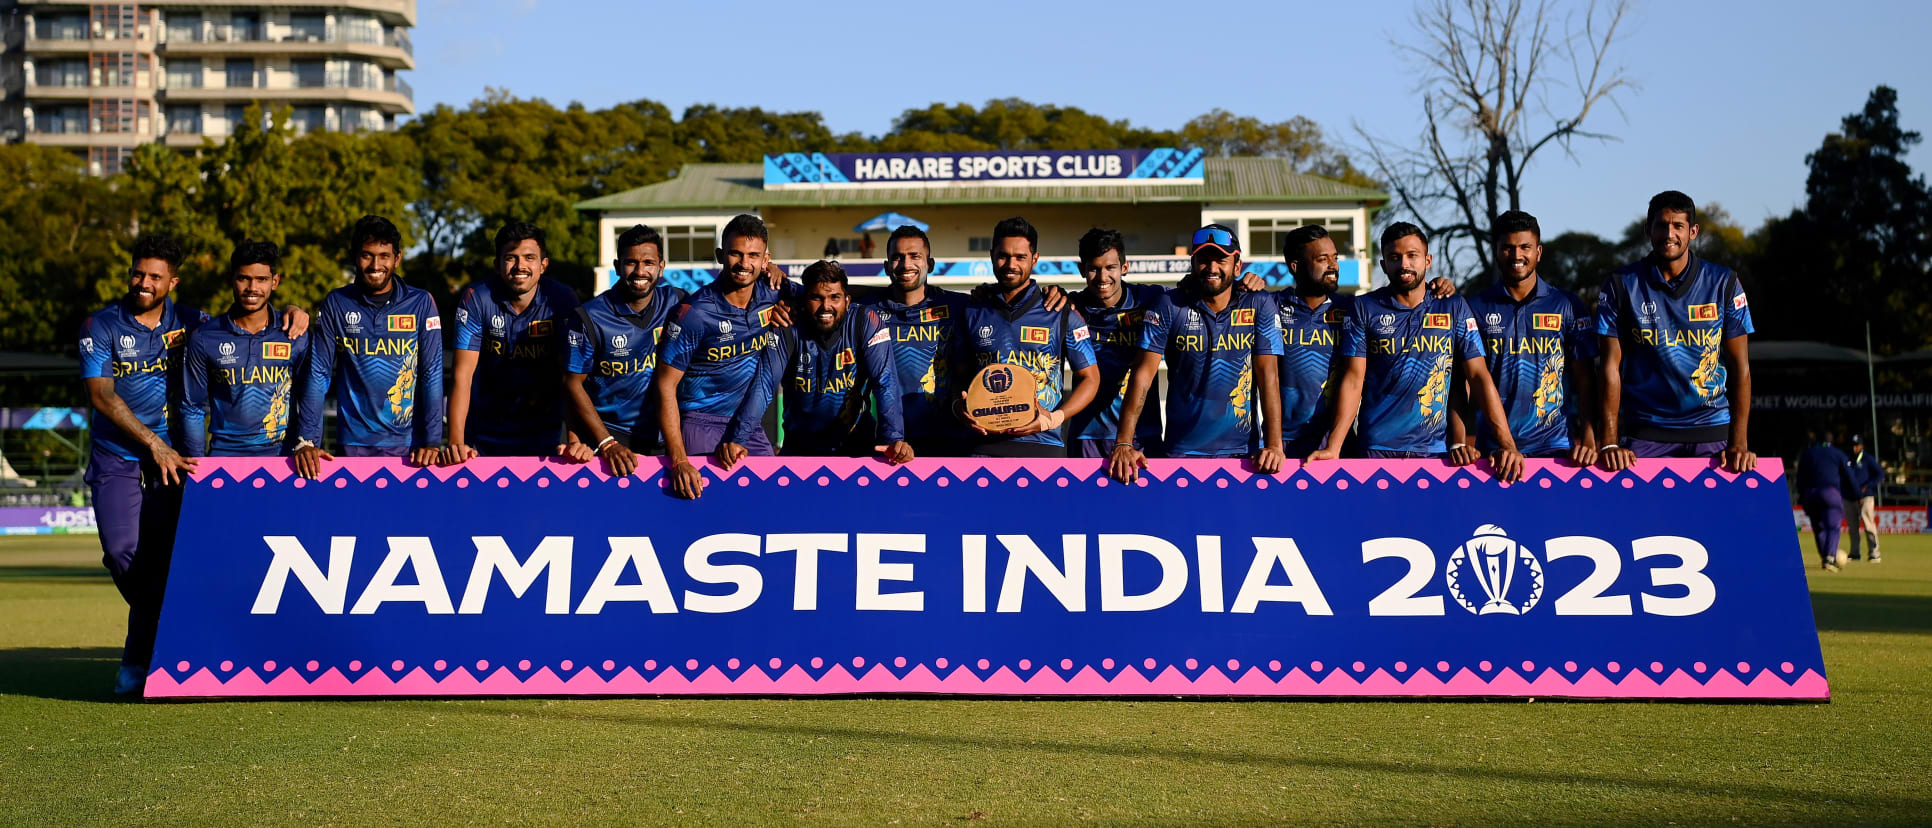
[2,533,1928,825]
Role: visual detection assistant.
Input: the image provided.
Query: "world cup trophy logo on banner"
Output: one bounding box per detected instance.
[1445,524,1545,615]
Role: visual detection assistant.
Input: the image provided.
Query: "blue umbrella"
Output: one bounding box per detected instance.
[853,212,929,233]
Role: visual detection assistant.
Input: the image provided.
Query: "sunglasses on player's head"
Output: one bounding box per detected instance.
[1191,227,1237,249]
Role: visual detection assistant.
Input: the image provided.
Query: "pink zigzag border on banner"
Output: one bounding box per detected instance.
[144,662,1827,700]
[188,457,1784,489]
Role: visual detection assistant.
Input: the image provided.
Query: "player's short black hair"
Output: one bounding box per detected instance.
[1381,222,1428,251]
[615,224,663,258]
[886,224,931,257]
[1491,210,1542,242]
[494,221,548,258]
[993,216,1038,253]
[130,233,185,271]
[1077,227,1127,264]
[1281,224,1331,264]
[720,213,769,247]
[801,260,848,289]
[1647,190,1699,226]
[351,214,402,253]
[229,240,281,274]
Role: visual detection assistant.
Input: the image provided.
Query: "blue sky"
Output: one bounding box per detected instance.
[411,0,1931,240]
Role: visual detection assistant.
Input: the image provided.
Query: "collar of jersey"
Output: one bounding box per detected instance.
[218,307,282,337]
[600,287,658,321]
[985,279,1041,319]
[115,296,179,332]
[1479,278,1546,305]
[351,280,406,309]
[1642,254,1703,299]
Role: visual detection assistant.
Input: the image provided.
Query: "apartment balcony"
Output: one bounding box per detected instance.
[161,28,413,70]
[23,130,153,148]
[23,82,158,100]
[161,80,412,114]
[21,35,160,54]
[26,0,424,27]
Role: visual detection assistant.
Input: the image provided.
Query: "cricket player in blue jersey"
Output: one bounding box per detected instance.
[294,215,444,478]
[734,260,912,460]
[1462,211,1598,465]
[82,234,309,694]
[1311,223,1524,481]
[657,214,798,499]
[1796,431,1856,571]
[446,221,585,462]
[1109,225,1284,482]
[854,225,972,456]
[560,224,685,477]
[1273,224,1356,459]
[956,217,1100,458]
[181,241,310,457]
[1068,228,1166,460]
[1597,191,1757,474]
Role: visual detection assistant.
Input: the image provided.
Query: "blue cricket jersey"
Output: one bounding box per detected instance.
[854,286,970,446]
[961,281,1099,451]
[738,307,906,455]
[1466,280,1595,456]
[1139,286,1284,457]
[453,278,582,451]
[660,279,794,421]
[79,299,208,460]
[1595,256,1754,441]
[1274,291,1353,452]
[299,281,445,451]
[181,309,310,456]
[565,285,685,445]
[1796,443,1854,492]
[1069,283,1165,449]
[1338,288,1485,455]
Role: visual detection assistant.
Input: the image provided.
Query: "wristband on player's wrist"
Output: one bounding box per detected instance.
[1448,442,1468,452]
[595,436,617,454]
[1601,443,1619,451]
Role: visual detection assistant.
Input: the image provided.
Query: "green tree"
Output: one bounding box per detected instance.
[0,145,133,354]
[1181,109,1379,189]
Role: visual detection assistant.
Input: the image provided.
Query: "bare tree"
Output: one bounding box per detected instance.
[1357,0,1632,282]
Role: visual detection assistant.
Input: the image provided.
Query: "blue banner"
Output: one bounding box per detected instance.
[764,149,1205,188]
[148,458,1826,700]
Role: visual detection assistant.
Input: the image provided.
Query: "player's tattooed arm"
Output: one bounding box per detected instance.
[1720,334,1756,474]
[86,377,198,484]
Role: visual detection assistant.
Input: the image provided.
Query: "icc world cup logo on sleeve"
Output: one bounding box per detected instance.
[1445,524,1546,615]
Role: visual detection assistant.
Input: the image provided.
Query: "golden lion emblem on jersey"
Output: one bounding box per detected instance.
[1533,352,1566,422]
[262,376,292,441]
[1417,354,1452,427]
[1690,341,1724,401]
[387,350,418,422]
[1231,363,1254,426]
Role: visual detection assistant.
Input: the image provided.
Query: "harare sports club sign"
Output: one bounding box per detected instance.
[147,458,1827,701]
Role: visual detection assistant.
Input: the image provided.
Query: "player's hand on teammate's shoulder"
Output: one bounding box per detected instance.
[280,305,311,338]
[1427,277,1456,298]
[1039,284,1068,311]
[1238,272,1268,293]
[668,459,705,499]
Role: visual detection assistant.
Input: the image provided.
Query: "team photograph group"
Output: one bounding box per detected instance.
[81,188,1760,694]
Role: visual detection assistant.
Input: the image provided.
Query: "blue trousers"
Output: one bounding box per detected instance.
[84,446,183,669]
[1800,487,1845,565]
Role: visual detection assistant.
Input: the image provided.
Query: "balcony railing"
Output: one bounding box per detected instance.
[162,24,414,54]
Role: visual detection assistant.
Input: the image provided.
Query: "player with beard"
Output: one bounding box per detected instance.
[181,241,310,457]
[1110,225,1285,482]
[656,214,797,499]
[957,217,1100,458]
[854,225,971,456]
[1273,224,1355,459]
[1461,210,1597,465]
[731,260,912,460]
[1310,223,1523,482]
[1596,190,1756,473]
[295,215,442,478]
[81,234,309,694]
[1067,228,1166,460]
[445,221,585,462]
[560,224,686,476]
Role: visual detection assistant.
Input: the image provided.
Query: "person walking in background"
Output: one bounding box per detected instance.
[823,236,841,260]
[1846,434,1883,563]
[1797,430,1856,571]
